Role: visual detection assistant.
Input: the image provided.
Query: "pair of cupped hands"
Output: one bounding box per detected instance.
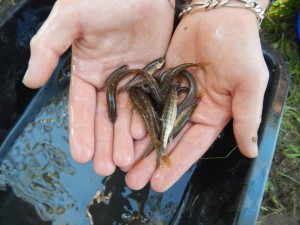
[22,0,269,192]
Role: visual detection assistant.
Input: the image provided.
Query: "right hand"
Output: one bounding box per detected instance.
[22,0,175,176]
[125,7,269,192]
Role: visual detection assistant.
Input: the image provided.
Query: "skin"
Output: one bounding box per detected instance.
[23,0,270,192]
[22,0,174,175]
[126,6,269,192]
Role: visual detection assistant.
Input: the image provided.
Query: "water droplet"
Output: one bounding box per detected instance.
[141,216,150,223]
[217,132,224,141]
[55,206,65,215]
[121,212,132,222]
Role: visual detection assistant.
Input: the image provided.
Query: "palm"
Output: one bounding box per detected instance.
[71,0,174,87]
[125,9,269,192]
[23,0,174,175]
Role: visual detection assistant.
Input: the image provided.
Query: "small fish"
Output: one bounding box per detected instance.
[144,57,166,76]
[135,88,161,136]
[171,98,200,138]
[128,87,164,155]
[128,70,163,105]
[176,70,198,116]
[123,57,165,91]
[160,62,206,99]
[158,85,178,167]
[106,69,140,123]
[98,65,129,91]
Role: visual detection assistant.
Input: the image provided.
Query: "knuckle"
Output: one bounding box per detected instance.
[259,67,270,86]
[29,35,38,49]
[253,115,262,129]
[29,35,44,51]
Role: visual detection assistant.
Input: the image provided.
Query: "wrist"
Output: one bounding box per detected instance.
[177,7,262,46]
[190,0,270,8]
[181,0,269,28]
[194,7,261,30]
[169,0,176,9]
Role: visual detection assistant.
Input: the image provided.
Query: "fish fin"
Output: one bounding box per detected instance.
[158,156,171,169]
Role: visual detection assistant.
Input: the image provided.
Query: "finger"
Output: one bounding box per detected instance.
[23,1,78,88]
[150,124,221,192]
[130,110,147,140]
[125,149,156,190]
[232,70,269,158]
[127,96,230,192]
[93,92,116,176]
[125,123,192,190]
[69,75,96,163]
[113,92,134,167]
[120,135,151,172]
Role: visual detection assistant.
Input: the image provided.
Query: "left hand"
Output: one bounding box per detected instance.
[125,8,269,192]
[22,0,175,176]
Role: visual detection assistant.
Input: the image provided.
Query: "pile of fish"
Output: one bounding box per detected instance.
[99,58,205,168]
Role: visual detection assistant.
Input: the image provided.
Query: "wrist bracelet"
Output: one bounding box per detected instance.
[178,0,265,28]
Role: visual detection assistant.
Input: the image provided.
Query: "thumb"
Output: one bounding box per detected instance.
[23,1,79,88]
[232,70,269,158]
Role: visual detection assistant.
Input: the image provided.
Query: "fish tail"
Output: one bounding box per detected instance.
[157,156,171,169]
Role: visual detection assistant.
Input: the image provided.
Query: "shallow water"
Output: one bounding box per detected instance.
[0,0,55,142]
[0,0,23,24]
[0,82,195,225]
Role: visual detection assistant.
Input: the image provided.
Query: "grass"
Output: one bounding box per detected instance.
[259,0,300,219]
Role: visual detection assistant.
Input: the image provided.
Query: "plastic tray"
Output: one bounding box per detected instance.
[0,1,290,225]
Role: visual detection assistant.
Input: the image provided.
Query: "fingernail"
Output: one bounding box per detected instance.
[22,69,29,84]
[251,146,258,157]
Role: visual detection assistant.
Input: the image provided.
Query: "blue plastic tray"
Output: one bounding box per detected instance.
[0,1,290,224]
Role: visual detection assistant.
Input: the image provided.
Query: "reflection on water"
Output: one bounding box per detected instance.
[0,0,21,22]
[0,88,79,222]
[0,0,17,11]
[0,72,194,224]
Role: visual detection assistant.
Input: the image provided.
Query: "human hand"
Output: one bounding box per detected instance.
[22,0,175,175]
[125,7,269,192]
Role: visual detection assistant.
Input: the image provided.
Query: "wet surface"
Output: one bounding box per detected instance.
[0,187,52,225]
[0,74,196,224]
[0,0,55,142]
[0,47,289,225]
[0,0,22,23]
[0,1,290,225]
